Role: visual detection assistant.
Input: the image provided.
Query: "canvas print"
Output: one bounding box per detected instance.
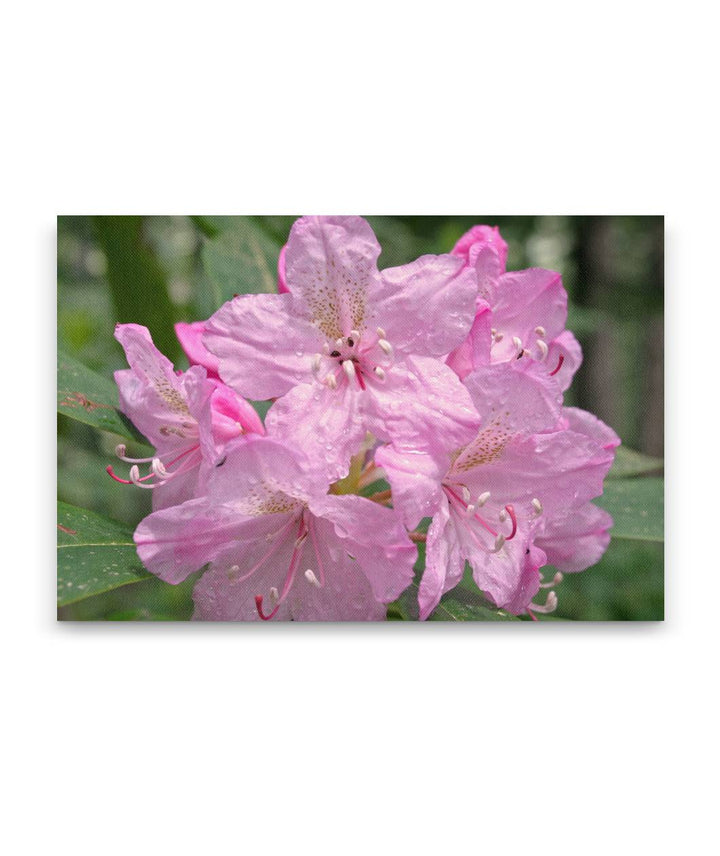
[57,216,664,621]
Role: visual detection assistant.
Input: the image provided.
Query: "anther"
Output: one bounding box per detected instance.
[115,444,127,457]
[499,509,508,523]
[535,326,546,337]
[152,458,168,479]
[304,569,321,588]
[491,328,497,336]
[227,565,240,582]
[374,366,386,381]
[311,353,322,374]
[378,338,393,357]
[376,327,386,339]
[512,336,523,351]
[322,342,330,355]
[343,360,357,382]
[129,465,142,485]
[532,498,543,515]
[540,572,564,589]
[349,329,360,342]
[537,339,548,360]
[269,586,280,603]
[493,332,504,342]
[477,491,490,507]
[461,486,471,503]
[325,374,338,390]
[466,503,477,516]
[336,337,344,348]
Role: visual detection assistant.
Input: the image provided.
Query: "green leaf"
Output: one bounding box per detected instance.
[93,216,179,361]
[608,446,663,479]
[596,477,664,542]
[201,218,283,307]
[57,501,152,606]
[57,349,148,443]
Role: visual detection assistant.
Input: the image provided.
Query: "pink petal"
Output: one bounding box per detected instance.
[546,330,583,391]
[113,324,204,447]
[536,503,613,573]
[365,356,480,461]
[490,268,567,361]
[277,243,290,293]
[560,407,621,450]
[445,297,493,380]
[374,445,445,530]
[462,359,563,435]
[369,255,477,356]
[264,382,367,482]
[203,292,324,400]
[309,494,416,603]
[418,498,464,620]
[451,224,508,270]
[285,216,381,340]
[174,321,220,377]
[134,497,289,584]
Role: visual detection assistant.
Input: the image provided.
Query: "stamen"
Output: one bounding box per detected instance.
[374,366,386,382]
[336,337,344,348]
[325,374,338,390]
[549,354,565,376]
[227,565,240,582]
[491,534,506,553]
[152,458,167,479]
[499,509,508,523]
[537,339,549,360]
[532,498,543,515]
[477,491,490,507]
[461,485,471,503]
[376,327,386,339]
[491,328,497,337]
[493,332,504,342]
[114,444,155,464]
[540,572,564,589]
[529,590,558,614]
[322,342,330,355]
[304,569,321,588]
[378,338,393,357]
[535,326,546,337]
[512,336,523,351]
[466,503,476,516]
[349,329,360,342]
[311,353,322,374]
[269,587,280,603]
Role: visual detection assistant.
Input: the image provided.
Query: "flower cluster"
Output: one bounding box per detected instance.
[109,216,619,621]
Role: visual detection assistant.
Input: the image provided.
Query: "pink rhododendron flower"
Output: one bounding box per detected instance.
[109,323,263,510]
[134,436,416,621]
[203,216,480,480]
[379,360,617,618]
[446,224,582,391]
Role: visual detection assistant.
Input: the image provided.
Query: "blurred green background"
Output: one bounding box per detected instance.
[57,215,663,621]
